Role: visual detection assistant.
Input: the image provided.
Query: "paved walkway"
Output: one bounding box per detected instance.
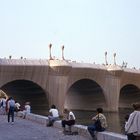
[0,115,90,140]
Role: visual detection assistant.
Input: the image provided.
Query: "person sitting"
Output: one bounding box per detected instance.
[61,108,76,134]
[88,108,107,139]
[47,104,59,127]
[23,102,31,118]
[15,101,21,112]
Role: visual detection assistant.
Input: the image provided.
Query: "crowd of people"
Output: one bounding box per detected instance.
[0,96,140,140]
[0,96,31,124]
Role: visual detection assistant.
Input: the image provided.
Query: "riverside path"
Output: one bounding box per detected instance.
[0,115,89,140]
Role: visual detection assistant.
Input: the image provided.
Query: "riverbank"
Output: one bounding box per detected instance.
[0,114,88,140]
[17,112,127,140]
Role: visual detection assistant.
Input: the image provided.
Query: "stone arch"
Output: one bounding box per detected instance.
[64,78,106,111]
[119,84,140,109]
[0,79,49,115]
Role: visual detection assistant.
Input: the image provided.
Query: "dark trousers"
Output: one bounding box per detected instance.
[62,120,75,128]
[88,124,105,138]
[127,133,136,140]
[8,107,15,122]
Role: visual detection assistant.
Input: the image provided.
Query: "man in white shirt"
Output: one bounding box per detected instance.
[61,108,76,134]
[47,105,59,127]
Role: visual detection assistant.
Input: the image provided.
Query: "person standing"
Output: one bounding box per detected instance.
[7,97,15,124]
[61,108,76,134]
[125,103,140,140]
[47,105,59,127]
[0,97,6,115]
[87,108,107,139]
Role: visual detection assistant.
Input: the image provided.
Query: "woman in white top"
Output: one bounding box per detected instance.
[125,103,140,140]
[47,105,59,127]
[61,108,76,133]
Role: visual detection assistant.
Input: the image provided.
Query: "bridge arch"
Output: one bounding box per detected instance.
[119,84,140,109]
[64,78,106,111]
[0,79,49,115]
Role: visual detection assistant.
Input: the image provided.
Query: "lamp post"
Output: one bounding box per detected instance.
[105,51,108,65]
[49,44,53,60]
[9,55,12,59]
[113,53,116,65]
[61,45,65,60]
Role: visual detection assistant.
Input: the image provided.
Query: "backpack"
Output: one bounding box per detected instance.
[0,100,3,107]
[94,115,102,131]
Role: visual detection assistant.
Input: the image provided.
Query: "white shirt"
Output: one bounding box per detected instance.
[15,102,20,109]
[49,108,59,117]
[25,105,31,113]
[69,111,76,120]
[125,110,140,135]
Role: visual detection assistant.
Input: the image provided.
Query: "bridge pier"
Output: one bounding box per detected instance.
[104,75,120,112]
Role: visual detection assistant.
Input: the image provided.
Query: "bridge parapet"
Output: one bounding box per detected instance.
[0,58,49,66]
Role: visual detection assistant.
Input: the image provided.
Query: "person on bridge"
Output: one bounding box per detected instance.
[7,97,15,124]
[47,104,59,127]
[61,108,76,135]
[87,108,107,139]
[125,103,140,140]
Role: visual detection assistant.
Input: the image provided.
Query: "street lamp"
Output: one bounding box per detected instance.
[61,45,65,60]
[113,53,116,65]
[105,51,108,65]
[49,44,53,60]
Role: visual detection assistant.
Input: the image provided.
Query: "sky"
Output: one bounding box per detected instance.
[0,0,140,68]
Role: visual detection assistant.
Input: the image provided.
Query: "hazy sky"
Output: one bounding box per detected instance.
[0,0,140,68]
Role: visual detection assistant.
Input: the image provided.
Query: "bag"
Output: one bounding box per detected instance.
[94,115,102,131]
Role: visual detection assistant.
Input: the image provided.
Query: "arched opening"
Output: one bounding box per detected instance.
[64,79,106,126]
[0,80,49,115]
[65,79,106,111]
[119,84,140,109]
